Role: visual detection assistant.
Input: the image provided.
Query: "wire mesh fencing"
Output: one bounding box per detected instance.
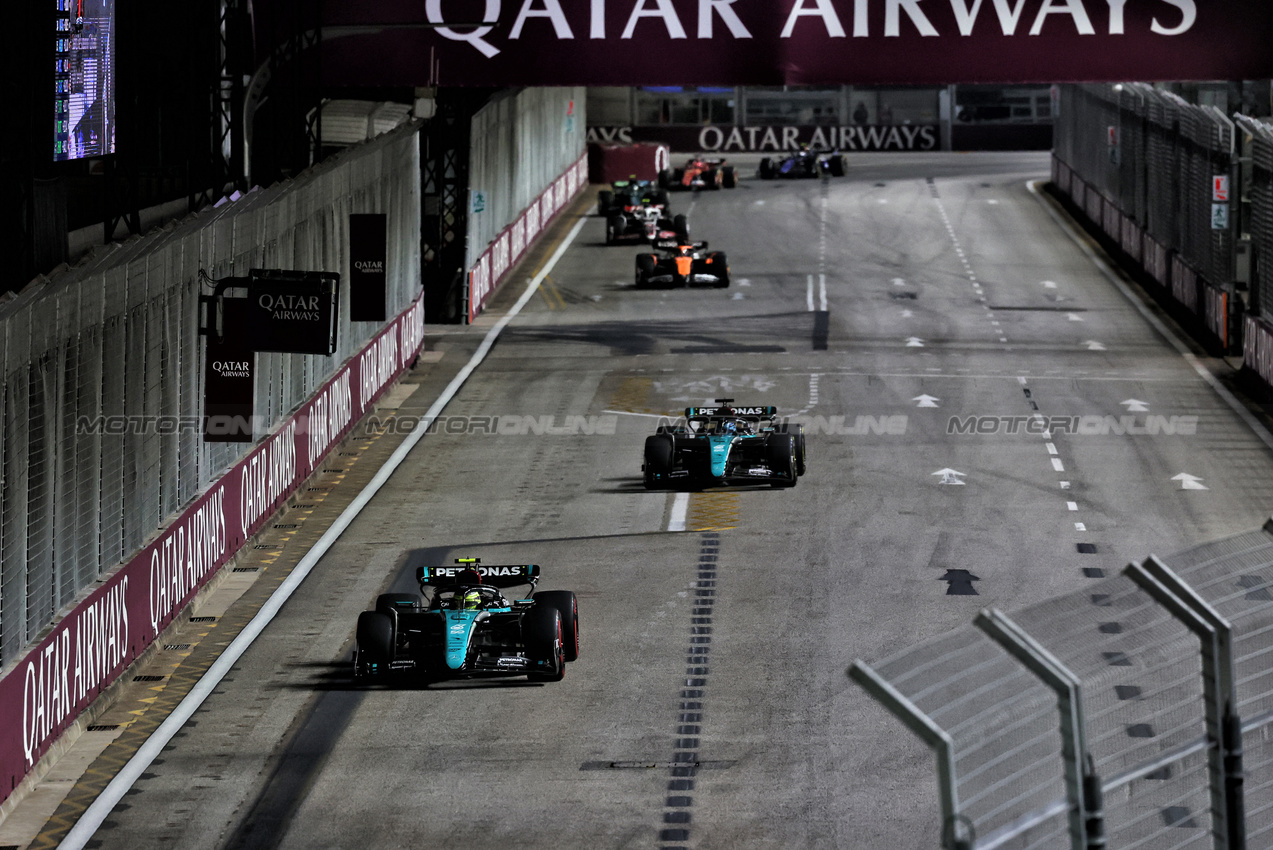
[0,122,423,670]
[851,520,1273,849]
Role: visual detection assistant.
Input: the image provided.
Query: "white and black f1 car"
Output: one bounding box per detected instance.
[353,559,579,683]
[758,149,847,179]
[635,239,729,288]
[607,207,690,246]
[643,399,806,489]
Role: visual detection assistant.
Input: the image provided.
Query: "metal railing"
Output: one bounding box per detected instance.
[851,521,1273,849]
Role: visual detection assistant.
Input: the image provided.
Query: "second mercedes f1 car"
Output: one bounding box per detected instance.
[643,400,806,489]
[353,559,579,683]
[634,240,729,288]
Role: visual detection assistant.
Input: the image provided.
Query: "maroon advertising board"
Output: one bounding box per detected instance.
[283,0,1273,87]
[0,295,425,803]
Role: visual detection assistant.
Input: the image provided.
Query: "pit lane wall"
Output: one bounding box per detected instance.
[465,87,588,323]
[0,125,426,805]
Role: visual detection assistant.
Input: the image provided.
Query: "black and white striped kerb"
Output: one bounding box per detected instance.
[659,531,718,848]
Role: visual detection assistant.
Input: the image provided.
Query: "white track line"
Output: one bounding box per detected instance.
[1028,180,1273,455]
[57,211,593,850]
[668,492,689,532]
[819,273,828,312]
[806,274,815,312]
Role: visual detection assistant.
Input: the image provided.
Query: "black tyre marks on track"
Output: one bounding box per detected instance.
[659,531,719,847]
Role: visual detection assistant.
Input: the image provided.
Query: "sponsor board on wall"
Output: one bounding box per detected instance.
[468,154,588,322]
[247,270,340,356]
[204,297,255,443]
[349,214,388,323]
[0,295,425,803]
[588,124,940,153]
[293,0,1273,87]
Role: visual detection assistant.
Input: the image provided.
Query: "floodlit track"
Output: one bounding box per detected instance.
[42,153,1273,848]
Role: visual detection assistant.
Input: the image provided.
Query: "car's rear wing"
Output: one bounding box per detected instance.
[654,238,708,251]
[685,405,778,419]
[417,561,541,590]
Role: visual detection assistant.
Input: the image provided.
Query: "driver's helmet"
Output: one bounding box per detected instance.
[460,589,482,610]
[723,420,737,435]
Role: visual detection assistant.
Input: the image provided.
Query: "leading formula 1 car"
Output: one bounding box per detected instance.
[758,149,847,179]
[660,157,737,190]
[643,399,806,489]
[353,559,579,683]
[634,239,729,288]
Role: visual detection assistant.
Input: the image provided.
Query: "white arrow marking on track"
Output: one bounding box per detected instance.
[1041,280,1058,289]
[913,395,940,408]
[933,468,966,485]
[1083,340,1106,351]
[906,337,925,347]
[1172,473,1209,490]
[1067,313,1084,322]
[1120,399,1149,412]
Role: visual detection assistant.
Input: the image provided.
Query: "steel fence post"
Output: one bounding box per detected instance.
[847,662,972,850]
[973,609,1090,850]
[1127,557,1241,850]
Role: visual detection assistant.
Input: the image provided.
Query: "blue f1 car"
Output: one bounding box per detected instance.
[758,149,847,179]
[643,399,806,489]
[353,559,579,683]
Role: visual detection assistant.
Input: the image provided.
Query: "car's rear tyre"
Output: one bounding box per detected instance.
[829,155,847,177]
[759,158,775,179]
[635,254,655,288]
[673,214,690,242]
[354,610,394,678]
[597,190,613,213]
[606,215,625,245]
[707,251,730,287]
[673,168,685,187]
[795,427,807,476]
[658,170,672,189]
[525,607,565,682]
[766,434,798,488]
[534,590,579,662]
[644,434,674,488]
[721,166,737,188]
[704,168,720,189]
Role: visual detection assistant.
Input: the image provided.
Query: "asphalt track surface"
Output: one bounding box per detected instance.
[40,152,1273,848]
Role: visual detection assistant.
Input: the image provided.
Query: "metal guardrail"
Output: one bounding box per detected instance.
[851,520,1273,849]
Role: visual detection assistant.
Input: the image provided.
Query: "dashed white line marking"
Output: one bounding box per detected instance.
[819,273,828,311]
[1075,522,1087,531]
[806,274,815,312]
[1051,458,1065,472]
[1060,481,1071,489]
[1067,501,1079,511]
[1018,377,1028,384]
[1046,443,1058,455]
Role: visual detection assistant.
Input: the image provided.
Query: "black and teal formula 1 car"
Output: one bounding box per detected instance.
[642,399,806,490]
[353,559,579,683]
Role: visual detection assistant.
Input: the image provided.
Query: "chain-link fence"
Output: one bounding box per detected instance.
[1239,117,1273,319]
[852,521,1273,849]
[0,122,422,670]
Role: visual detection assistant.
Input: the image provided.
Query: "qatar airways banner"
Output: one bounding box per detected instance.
[306,0,1273,86]
[589,123,941,152]
[0,294,425,803]
[469,153,587,322]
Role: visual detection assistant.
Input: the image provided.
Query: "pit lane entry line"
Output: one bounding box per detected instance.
[56,209,593,850]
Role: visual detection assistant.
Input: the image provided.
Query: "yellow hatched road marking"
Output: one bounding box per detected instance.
[687,491,739,531]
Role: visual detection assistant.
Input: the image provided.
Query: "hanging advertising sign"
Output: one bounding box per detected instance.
[299,0,1273,87]
[349,214,387,323]
[203,297,255,443]
[589,124,940,153]
[246,270,340,355]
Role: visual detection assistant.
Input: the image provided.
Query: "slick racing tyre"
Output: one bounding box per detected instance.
[658,169,672,189]
[534,590,579,662]
[644,434,674,488]
[606,215,625,245]
[597,189,613,212]
[829,155,847,177]
[635,254,656,288]
[759,158,775,179]
[355,611,394,679]
[525,606,565,682]
[707,251,730,287]
[673,214,690,242]
[721,166,737,188]
[766,433,798,488]
[705,168,721,189]
[795,427,807,476]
